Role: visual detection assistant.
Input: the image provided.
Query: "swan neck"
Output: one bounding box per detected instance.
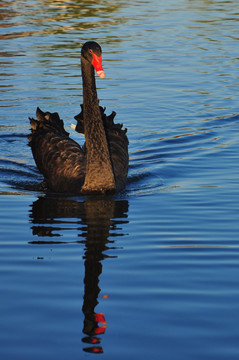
[82,59,98,108]
[81,57,116,194]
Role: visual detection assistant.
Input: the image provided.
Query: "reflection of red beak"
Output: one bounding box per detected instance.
[94,325,106,335]
[95,313,106,323]
[92,347,103,354]
[83,346,103,354]
[91,337,100,344]
[94,312,107,334]
[91,53,105,78]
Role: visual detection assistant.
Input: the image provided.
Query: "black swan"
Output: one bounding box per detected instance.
[28,41,129,195]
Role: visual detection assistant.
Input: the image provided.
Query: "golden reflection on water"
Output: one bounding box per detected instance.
[0,0,125,40]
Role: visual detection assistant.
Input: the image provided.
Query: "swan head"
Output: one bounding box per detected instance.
[81,41,105,78]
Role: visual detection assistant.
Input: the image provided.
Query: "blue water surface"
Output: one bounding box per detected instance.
[1,0,239,359]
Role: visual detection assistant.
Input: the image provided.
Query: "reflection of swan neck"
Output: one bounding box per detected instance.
[82,256,102,334]
[28,197,129,353]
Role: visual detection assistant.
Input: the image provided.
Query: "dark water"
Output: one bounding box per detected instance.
[1,0,239,359]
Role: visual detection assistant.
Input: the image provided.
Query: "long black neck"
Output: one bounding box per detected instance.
[81,56,116,194]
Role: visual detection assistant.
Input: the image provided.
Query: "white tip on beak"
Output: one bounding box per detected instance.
[96,70,105,79]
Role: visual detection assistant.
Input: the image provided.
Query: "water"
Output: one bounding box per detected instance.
[1,0,239,358]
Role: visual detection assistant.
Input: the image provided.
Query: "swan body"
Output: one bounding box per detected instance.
[28,41,128,195]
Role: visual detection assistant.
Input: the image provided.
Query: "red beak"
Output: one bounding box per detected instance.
[91,53,105,78]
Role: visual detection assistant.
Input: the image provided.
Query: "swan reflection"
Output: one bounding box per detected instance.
[29,196,128,353]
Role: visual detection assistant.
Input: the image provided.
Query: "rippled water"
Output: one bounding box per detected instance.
[1,0,239,359]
